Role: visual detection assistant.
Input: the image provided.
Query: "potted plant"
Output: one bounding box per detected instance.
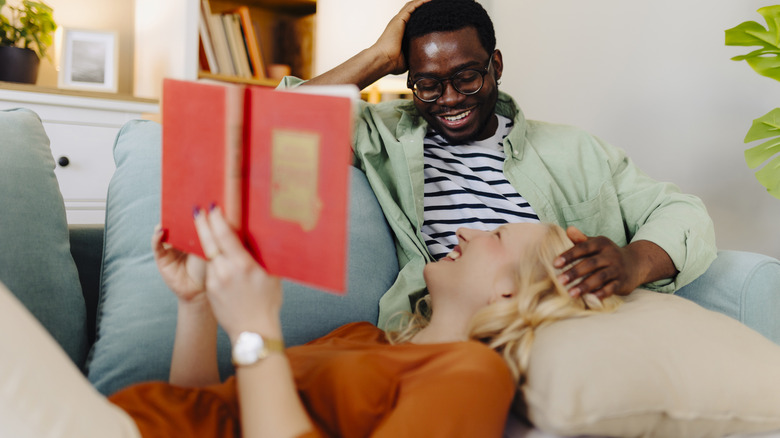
[0,0,56,84]
[726,6,780,200]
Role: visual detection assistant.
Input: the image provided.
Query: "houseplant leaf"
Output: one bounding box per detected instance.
[726,5,780,82]
[744,108,780,200]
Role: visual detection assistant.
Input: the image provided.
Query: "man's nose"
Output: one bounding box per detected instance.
[436,81,465,107]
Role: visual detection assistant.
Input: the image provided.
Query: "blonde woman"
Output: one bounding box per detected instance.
[0,208,617,438]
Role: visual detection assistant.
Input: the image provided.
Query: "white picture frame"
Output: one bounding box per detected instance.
[58,29,118,93]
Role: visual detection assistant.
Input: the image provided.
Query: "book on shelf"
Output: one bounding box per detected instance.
[198,1,268,79]
[222,13,252,78]
[200,0,235,76]
[234,5,266,79]
[160,78,358,294]
[198,2,219,74]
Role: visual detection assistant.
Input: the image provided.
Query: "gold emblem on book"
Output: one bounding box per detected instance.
[271,129,322,231]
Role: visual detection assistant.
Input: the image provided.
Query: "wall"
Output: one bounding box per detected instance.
[35,0,135,95]
[314,0,406,75]
[489,0,780,258]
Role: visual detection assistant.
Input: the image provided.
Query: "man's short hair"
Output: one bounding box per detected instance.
[402,0,496,65]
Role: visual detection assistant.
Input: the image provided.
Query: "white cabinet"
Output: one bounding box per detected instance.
[0,84,159,224]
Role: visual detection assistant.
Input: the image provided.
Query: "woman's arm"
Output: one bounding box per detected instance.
[169,296,220,386]
[193,208,315,437]
[152,225,221,386]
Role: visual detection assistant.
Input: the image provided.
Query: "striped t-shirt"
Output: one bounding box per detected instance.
[421,115,540,260]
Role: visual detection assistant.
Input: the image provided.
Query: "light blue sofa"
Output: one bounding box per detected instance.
[1,107,779,399]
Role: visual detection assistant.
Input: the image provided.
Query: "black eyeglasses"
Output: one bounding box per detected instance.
[407,51,496,103]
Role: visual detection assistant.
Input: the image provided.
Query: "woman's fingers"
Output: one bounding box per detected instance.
[205,207,253,264]
[193,207,221,261]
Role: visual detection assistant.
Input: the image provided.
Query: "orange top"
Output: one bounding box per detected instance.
[109,322,515,438]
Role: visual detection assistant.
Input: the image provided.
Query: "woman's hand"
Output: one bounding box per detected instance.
[152,224,207,304]
[370,0,431,75]
[193,207,283,342]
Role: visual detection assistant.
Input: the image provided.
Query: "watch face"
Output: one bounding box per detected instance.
[233,332,266,366]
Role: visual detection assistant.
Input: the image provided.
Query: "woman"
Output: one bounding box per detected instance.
[0,207,617,438]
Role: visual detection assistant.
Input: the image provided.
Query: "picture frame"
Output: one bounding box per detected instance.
[58,29,118,93]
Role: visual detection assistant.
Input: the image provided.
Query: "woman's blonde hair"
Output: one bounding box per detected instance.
[387,223,621,383]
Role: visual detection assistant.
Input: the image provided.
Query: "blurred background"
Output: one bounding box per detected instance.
[491,1,780,259]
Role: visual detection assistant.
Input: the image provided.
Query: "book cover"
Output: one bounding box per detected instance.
[161,78,245,258]
[242,86,353,293]
[161,79,355,294]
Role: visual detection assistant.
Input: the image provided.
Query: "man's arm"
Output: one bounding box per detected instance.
[304,0,430,89]
[547,135,715,299]
[554,227,678,299]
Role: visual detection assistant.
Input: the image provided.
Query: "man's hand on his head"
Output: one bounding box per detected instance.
[553,226,643,300]
[372,0,432,76]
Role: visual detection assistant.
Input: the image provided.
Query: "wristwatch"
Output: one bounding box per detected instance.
[231,331,285,367]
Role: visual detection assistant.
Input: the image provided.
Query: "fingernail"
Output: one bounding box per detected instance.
[569,287,581,297]
[554,257,565,267]
[557,274,569,285]
[193,206,201,218]
[209,202,217,211]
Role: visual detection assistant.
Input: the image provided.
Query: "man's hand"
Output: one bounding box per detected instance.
[305,0,430,88]
[371,0,431,75]
[554,226,677,299]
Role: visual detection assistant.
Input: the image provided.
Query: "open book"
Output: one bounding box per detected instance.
[161,78,358,294]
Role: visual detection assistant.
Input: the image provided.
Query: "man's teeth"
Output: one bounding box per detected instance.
[443,110,471,122]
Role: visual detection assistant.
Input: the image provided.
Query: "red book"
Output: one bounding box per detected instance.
[161,78,356,294]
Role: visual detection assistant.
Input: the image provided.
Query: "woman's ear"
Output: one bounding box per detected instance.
[490,272,515,303]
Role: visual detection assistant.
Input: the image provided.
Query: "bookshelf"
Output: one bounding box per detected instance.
[134,0,315,99]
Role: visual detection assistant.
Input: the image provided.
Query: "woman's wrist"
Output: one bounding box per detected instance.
[227,315,284,345]
[177,294,212,315]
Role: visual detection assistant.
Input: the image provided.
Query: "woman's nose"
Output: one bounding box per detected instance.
[456,227,485,243]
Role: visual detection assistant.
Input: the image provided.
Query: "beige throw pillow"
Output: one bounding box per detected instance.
[522,289,780,438]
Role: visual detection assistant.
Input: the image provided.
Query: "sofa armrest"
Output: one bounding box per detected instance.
[68,224,104,346]
[676,249,780,345]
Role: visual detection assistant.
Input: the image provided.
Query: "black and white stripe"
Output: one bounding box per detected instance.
[421,115,539,259]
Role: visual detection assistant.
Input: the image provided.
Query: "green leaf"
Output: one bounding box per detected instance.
[726,6,780,82]
[745,137,780,169]
[743,108,780,200]
[744,108,780,142]
[726,21,774,47]
[754,155,780,199]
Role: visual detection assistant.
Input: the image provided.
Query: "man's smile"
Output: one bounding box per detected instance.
[437,107,475,129]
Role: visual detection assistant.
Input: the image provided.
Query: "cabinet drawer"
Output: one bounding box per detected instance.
[43,122,117,203]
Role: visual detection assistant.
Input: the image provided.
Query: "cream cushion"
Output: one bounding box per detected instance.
[522,289,780,438]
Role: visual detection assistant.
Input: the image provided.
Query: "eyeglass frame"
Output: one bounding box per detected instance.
[407,50,497,103]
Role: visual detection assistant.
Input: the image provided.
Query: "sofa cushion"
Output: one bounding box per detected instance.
[522,289,780,437]
[86,119,398,396]
[0,108,88,367]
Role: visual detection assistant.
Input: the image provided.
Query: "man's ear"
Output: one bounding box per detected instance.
[492,49,503,83]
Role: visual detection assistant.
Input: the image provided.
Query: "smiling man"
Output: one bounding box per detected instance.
[298,0,716,327]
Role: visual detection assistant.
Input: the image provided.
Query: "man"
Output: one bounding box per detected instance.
[291,0,716,327]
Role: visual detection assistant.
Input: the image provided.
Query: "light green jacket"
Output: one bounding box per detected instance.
[281,78,717,328]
